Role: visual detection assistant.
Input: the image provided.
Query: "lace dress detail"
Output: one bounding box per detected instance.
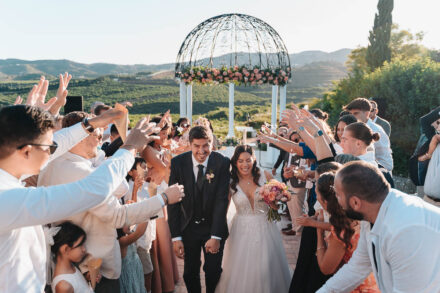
[215,169,291,293]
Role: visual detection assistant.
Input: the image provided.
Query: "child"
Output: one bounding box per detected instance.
[51,222,94,293]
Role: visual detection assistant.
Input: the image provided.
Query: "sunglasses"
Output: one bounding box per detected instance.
[17,141,58,155]
[182,123,191,128]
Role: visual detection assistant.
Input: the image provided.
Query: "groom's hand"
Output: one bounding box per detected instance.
[205,238,220,254]
[173,241,185,259]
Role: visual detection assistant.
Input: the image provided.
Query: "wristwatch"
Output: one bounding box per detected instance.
[313,130,324,138]
[82,118,95,134]
[298,126,305,132]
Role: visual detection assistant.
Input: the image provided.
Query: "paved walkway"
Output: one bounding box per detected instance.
[173,220,301,293]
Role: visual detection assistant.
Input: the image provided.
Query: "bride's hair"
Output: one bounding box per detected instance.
[317,172,354,249]
[230,145,260,194]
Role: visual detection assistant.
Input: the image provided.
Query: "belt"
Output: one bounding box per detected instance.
[194,218,206,224]
[427,195,440,202]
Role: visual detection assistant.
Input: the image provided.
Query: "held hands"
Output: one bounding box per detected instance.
[205,238,220,254]
[173,240,185,259]
[163,183,185,204]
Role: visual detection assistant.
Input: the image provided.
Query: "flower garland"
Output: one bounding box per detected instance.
[176,65,291,86]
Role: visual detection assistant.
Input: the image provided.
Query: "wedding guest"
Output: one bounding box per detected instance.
[126,158,156,293]
[314,173,379,292]
[333,114,358,155]
[142,116,179,293]
[343,98,393,171]
[38,112,184,293]
[317,161,440,292]
[369,100,391,136]
[0,104,159,292]
[51,222,93,293]
[118,221,148,293]
[272,127,289,181]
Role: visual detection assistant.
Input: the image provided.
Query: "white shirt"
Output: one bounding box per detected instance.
[366,119,393,171]
[0,144,135,293]
[357,151,378,167]
[317,189,440,293]
[192,154,209,179]
[38,152,164,279]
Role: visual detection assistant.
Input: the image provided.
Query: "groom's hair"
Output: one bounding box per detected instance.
[0,105,55,159]
[189,126,211,143]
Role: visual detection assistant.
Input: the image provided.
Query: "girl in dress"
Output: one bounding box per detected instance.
[215,145,291,293]
[51,221,93,293]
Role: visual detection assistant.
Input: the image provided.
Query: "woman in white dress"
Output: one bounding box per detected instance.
[216,145,291,293]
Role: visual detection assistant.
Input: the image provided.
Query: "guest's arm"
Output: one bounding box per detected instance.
[118,222,148,249]
[0,149,135,232]
[317,223,372,293]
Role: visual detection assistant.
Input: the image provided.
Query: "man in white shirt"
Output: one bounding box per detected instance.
[344,98,393,171]
[0,105,184,293]
[317,161,440,293]
[38,111,182,293]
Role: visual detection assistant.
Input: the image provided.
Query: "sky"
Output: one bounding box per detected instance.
[0,0,438,65]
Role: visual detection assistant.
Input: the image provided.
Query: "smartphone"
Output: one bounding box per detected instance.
[64,96,84,114]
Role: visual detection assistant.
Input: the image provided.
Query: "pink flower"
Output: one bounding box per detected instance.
[223,71,228,76]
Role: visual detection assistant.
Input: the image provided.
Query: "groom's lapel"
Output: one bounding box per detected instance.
[202,153,216,207]
[183,152,196,200]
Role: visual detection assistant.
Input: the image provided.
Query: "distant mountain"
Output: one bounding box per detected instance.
[0,49,352,87]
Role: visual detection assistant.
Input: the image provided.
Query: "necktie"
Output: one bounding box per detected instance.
[195,164,204,222]
[196,164,204,191]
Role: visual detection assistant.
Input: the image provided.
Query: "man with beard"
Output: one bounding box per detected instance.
[317,161,440,293]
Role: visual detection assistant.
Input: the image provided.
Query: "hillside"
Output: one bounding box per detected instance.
[0,49,351,88]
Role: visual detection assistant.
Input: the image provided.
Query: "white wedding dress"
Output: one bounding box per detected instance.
[216,169,291,293]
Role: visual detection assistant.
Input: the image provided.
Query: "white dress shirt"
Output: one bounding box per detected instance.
[0,147,135,293]
[366,119,393,171]
[172,154,221,242]
[357,151,378,167]
[317,189,440,293]
[38,152,164,279]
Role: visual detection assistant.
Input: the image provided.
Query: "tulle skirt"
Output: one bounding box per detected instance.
[215,213,292,293]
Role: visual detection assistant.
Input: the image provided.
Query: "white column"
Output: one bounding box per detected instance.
[179,81,187,117]
[227,83,235,138]
[279,85,287,117]
[186,84,193,123]
[267,85,279,165]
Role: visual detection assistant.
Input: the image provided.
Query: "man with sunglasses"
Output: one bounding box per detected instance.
[0,105,184,293]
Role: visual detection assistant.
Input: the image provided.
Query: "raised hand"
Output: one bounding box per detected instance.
[49,73,72,115]
[122,116,161,153]
[158,110,171,129]
[26,76,57,111]
[163,183,185,204]
[13,96,23,105]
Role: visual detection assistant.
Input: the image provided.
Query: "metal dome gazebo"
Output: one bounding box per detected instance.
[175,13,292,138]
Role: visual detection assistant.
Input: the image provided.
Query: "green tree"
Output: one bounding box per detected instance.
[365,0,394,71]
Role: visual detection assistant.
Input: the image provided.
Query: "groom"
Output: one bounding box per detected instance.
[168,125,230,293]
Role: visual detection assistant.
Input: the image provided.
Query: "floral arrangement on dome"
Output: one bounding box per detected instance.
[176,65,291,86]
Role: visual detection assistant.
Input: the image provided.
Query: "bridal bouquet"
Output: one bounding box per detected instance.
[260,179,291,222]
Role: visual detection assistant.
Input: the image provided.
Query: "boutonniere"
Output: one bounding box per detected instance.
[206,170,215,183]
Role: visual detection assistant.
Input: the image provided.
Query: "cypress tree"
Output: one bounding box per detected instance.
[366,0,394,71]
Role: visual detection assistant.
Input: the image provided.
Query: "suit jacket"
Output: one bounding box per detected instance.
[167,151,230,239]
[375,116,391,137]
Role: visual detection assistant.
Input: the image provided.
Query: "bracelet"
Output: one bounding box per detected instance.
[315,246,325,256]
[161,192,169,205]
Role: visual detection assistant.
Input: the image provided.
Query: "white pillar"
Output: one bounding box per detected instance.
[179,81,187,117]
[279,85,287,117]
[186,84,193,123]
[267,85,279,164]
[227,83,235,138]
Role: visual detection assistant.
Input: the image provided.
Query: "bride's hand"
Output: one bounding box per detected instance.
[205,238,220,254]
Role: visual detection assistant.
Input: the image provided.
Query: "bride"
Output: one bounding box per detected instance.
[216,145,291,293]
